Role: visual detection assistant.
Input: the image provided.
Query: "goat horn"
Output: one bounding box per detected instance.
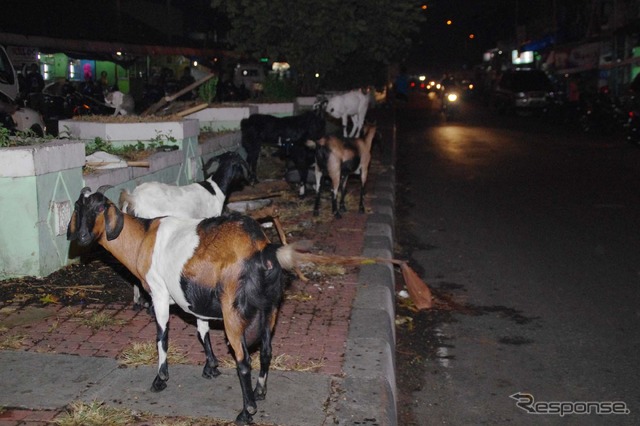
[96,185,113,194]
[80,187,92,197]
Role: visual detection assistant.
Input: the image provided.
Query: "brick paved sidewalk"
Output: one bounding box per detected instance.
[0,175,376,425]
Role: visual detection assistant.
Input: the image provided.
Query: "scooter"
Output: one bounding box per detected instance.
[0,91,45,136]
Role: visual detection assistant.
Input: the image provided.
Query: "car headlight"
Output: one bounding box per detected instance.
[446,93,458,102]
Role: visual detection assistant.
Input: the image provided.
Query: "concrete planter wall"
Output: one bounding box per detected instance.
[251,102,295,116]
[187,105,257,131]
[0,127,242,280]
[0,140,86,279]
[58,119,200,151]
[295,96,319,112]
[186,101,303,131]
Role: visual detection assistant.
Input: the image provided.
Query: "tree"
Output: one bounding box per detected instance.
[212,0,424,93]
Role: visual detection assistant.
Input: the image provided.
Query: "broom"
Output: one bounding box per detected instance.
[284,242,433,310]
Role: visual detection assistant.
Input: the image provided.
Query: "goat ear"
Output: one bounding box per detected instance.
[67,209,78,241]
[104,202,124,241]
[202,156,217,176]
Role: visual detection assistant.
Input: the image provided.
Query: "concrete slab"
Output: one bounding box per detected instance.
[0,351,119,410]
[77,356,331,425]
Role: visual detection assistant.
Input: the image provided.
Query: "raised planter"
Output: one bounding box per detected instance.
[0,139,85,279]
[0,118,243,279]
[85,130,243,201]
[58,118,200,151]
[295,96,319,112]
[59,117,202,201]
[251,102,295,116]
[186,104,257,131]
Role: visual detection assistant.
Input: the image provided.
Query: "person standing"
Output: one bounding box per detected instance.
[25,63,44,94]
[99,71,109,91]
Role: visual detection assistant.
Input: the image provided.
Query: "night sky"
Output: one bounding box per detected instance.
[408,0,553,74]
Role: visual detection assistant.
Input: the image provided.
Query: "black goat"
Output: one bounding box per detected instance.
[241,110,326,196]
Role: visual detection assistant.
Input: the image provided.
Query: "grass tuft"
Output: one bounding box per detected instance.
[0,333,27,350]
[219,353,323,372]
[76,311,127,331]
[54,400,137,426]
[118,341,188,366]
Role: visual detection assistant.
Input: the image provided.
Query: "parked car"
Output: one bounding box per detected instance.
[492,69,555,115]
[233,63,265,97]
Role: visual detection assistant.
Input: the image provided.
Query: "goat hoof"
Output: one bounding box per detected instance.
[202,366,221,379]
[235,410,253,425]
[313,210,319,217]
[358,207,365,213]
[254,384,267,400]
[151,376,167,392]
[132,303,143,312]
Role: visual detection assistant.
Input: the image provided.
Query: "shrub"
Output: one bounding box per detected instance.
[262,75,296,101]
[198,76,219,104]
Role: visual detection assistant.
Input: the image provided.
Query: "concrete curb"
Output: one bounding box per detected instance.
[336,118,398,425]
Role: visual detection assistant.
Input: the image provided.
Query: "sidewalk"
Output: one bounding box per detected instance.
[0,109,397,426]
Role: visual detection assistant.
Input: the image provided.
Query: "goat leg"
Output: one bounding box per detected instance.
[254,315,274,401]
[338,174,349,214]
[313,188,322,217]
[331,189,341,218]
[197,319,221,379]
[225,309,258,423]
[235,348,257,424]
[151,302,171,392]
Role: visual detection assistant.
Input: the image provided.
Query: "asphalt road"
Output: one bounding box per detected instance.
[394,93,640,425]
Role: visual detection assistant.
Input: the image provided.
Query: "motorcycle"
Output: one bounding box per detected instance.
[439,77,463,120]
[577,89,627,135]
[441,89,460,120]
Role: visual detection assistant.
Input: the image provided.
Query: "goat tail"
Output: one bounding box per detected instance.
[118,189,135,215]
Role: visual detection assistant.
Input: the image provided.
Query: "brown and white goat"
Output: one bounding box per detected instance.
[67,187,302,424]
[312,123,377,218]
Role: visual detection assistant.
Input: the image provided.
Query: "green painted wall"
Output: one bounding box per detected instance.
[0,176,39,277]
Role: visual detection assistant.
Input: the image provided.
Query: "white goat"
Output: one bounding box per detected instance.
[324,88,371,137]
[120,151,248,220]
[119,150,249,308]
